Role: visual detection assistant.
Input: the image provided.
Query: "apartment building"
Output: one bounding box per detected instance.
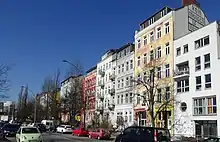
[115,43,135,127]
[83,66,97,125]
[96,49,117,124]
[134,0,208,130]
[174,21,220,137]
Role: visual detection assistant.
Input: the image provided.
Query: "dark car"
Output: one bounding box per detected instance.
[3,124,21,137]
[204,137,220,142]
[34,123,47,132]
[115,126,171,142]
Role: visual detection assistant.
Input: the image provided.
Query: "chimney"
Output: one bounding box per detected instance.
[182,0,200,7]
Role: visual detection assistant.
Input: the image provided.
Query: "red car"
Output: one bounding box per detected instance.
[72,127,89,136]
[88,128,111,140]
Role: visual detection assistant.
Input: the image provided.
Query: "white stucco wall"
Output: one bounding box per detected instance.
[174,21,220,137]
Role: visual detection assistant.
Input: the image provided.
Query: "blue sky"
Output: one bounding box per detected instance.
[0,0,219,101]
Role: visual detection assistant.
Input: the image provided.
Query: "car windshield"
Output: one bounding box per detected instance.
[4,124,20,131]
[66,126,72,129]
[22,128,39,134]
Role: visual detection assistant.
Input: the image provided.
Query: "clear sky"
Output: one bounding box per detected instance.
[0,0,219,101]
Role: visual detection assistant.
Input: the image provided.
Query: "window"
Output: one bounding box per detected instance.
[207,97,217,114]
[157,88,162,103]
[137,56,141,66]
[121,79,124,87]
[130,76,133,86]
[121,95,124,104]
[204,53,211,69]
[143,72,147,82]
[165,64,170,77]
[118,80,120,88]
[194,98,206,115]
[143,53,147,64]
[126,62,129,71]
[196,76,202,90]
[176,47,181,56]
[195,56,201,71]
[137,94,141,104]
[129,93,133,103]
[126,77,129,86]
[165,42,170,55]
[118,65,121,74]
[157,67,162,80]
[183,44,188,53]
[129,111,132,122]
[165,22,170,34]
[125,94,129,103]
[122,64,124,72]
[156,46,162,58]
[137,39,141,48]
[194,96,217,115]
[195,36,210,49]
[150,50,154,61]
[157,27,161,39]
[117,95,120,104]
[144,36,147,45]
[177,79,189,93]
[130,60,133,69]
[205,74,211,89]
[165,87,170,101]
[150,31,154,42]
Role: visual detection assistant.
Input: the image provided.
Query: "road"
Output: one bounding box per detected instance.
[6,133,115,142]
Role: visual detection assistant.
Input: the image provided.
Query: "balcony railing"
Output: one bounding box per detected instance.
[108,88,115,95]
[98,69,105,77]
[97,92,104,100]
[109,73,116,81]
[174,68,190,79]
[98,81,104,88]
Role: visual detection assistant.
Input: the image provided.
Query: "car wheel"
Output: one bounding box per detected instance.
[89,135,91,138]
[77,133,80,137]
[97,136,101,140]
[61,130,63,134]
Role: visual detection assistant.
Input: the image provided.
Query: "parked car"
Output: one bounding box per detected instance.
[33,123,47,133]
[16,126,43,142]
[89,128,111,140]
[204,137,220,142]
[56,125,72,133]
[72,127,88,136]
[115,126,171,142]
[3,124,21,137]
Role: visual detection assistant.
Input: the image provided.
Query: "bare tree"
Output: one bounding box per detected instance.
[133,58,177,128]
[41,69,60,120]
[0,64,11,98]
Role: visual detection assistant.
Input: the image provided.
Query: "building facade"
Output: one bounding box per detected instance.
[83,66,97,125]
[174,21,220,137]
[96,49,117,124]
[133,0,208,131]
[115,43,135,128]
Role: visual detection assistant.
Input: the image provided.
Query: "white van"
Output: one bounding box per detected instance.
[41,120,54,130]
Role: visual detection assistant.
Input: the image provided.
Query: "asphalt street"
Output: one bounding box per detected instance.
[6,133,115,142]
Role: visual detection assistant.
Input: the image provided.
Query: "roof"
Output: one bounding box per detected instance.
[61,74,83,84]
[86,65,97,74]
[20,126,38,129]
[139,6,172,26]
[116,43,134,53]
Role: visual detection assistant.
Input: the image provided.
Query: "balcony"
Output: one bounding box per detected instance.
[108,88,115,95]
[98,81,104,88]
[97,92,104,100]
[108,104,115,111]
[109,73,116,81]
[174,67,190,80]
[98,69,105,77]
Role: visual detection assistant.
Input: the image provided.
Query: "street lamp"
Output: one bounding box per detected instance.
[22,86,37,123]
[62,60,87,127]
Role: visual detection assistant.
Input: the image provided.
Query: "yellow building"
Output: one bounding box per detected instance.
[133,1,209,135]
[134,6,174,129]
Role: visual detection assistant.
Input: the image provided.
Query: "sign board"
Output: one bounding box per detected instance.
[188,4,206,32]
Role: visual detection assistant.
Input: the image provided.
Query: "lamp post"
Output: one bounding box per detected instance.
[62,60,86,127]
[22,86,37,123]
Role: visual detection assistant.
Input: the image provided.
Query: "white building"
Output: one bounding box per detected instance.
[115,43,135,127]
[174,21,220,137]
[96,49,117,124]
